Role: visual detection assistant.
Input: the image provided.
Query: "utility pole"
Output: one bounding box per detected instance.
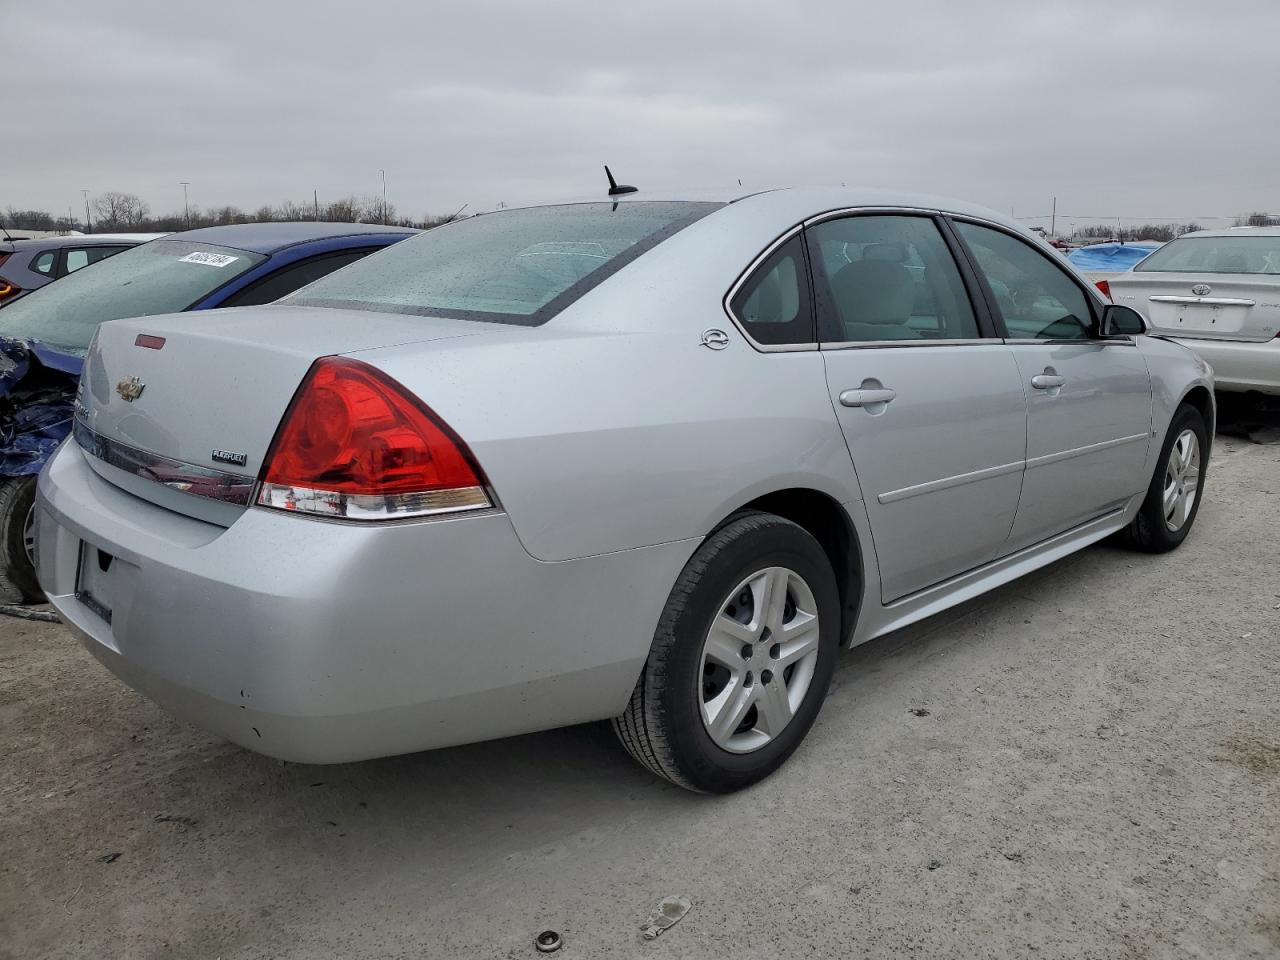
[380,169,387,225]
[1050,196,1057,238]
[314,189,320,221]
[68,207,75,233]
[81,190,91,231]
[180,182,191,229]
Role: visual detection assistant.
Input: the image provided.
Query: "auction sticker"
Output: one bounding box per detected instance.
[179,251,239,268]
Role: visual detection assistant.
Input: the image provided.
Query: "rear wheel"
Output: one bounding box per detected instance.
[613,512,840,793]
[0,476,44,603]
[1122,403,1209,552]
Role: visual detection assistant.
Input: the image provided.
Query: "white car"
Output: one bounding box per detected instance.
[1108,227,1280,394]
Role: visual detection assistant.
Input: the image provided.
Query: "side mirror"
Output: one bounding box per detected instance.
[1101,304,1147,337]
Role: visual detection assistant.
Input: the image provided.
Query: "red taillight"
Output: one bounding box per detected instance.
[1095,279,1112,301]
[257,357,491,520]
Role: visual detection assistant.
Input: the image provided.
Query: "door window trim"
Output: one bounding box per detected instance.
[943,214,1132,346]
[802,208,1001,349]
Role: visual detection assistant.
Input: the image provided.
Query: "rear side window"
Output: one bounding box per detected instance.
[288,202,721,326]
[220,249,376,307]
[63,246,128,275]
[728,235,813,345]
[1136,235,1280,275]
[955,221,1094,341]
[808,215,979,342]
[31,251,56,275]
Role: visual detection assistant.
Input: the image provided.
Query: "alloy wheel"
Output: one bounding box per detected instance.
[22,501,35,567]
[1162,428,1200,532]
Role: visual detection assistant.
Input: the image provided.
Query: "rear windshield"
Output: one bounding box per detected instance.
[0,239,264,355]
[1136,236,1280,275]
[287,201,722,325]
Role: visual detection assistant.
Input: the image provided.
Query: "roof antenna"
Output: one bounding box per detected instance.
[604,165,638,197]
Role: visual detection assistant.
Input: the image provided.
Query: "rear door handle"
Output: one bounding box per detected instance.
[839,388,897,407]
[1030,374,1066,390]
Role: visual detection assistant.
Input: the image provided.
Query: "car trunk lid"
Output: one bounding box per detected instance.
[76,305,496,523]
[1110,272,1280,342]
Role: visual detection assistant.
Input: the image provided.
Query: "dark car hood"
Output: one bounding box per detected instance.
[0,337,83,476]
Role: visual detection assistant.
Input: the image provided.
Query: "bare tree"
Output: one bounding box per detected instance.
[92,191,150,230]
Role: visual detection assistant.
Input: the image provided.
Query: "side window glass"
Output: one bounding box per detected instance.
[220,250,373,308]
[808,215,979,343]
[31,251,56,275]
[954,221,1094,340]
[728,235,813,345]
[64,249,91,273]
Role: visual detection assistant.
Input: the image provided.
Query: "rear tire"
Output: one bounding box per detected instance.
[1122,403,1208,553]
[612,512,840,793]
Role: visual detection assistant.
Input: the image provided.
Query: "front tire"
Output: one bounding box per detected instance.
[0,476,44,604]
[613,512,840,793]
[1122,403,1209,553]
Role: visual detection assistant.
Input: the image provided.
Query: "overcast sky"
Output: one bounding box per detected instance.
[7,1,1278,228]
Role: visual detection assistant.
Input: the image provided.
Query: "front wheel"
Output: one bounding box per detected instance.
[1122,403,1209,552]
[613,512,840,793]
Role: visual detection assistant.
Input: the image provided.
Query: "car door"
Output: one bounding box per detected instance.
[950,219,1153,554]
[804,212,1028,603]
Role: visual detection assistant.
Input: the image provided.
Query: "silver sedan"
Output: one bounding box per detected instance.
[36,187,1214,792]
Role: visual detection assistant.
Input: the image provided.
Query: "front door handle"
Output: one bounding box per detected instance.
[839,388,897,407]
[1030,374,1066,390]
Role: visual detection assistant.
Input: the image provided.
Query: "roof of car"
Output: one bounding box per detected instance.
[0,233,167,252]
[1178,226,1280,239]
[505,186,1030,234]
[167,221,419,254]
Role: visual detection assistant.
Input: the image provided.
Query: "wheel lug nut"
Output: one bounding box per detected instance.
[741,644,753,660]
[761,669,774,684]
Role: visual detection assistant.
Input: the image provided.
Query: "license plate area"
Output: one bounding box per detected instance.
[76,541,116,624]
[1149,301,1250,334]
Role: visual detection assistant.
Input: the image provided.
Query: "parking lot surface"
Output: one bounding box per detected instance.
[2,432,1277,959]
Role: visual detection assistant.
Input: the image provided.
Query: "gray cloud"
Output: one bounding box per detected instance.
[7,1,1278,228]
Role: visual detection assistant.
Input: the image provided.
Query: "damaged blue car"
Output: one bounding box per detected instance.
[0,221,417,601]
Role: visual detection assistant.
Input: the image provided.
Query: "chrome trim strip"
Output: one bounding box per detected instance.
[73,418,256,506]
[1149,295,1255,307]
[822,338,990,351]
[877,459,1024,505]
[1025,433,1149,470]
[1001,338,1136,347]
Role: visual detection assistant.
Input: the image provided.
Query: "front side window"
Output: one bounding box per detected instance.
[288,202,721,326]
[0,240,264,355]
[808,215,979,342]
[728,235,813,345]
[955,221,1094,341]
[1135,235,1280,275]
[221,249,375,307]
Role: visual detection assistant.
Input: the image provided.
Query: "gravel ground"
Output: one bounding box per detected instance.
[1,431,1277,960]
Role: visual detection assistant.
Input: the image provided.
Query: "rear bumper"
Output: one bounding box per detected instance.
[1170,336,1280,395]
[36,442,693,763]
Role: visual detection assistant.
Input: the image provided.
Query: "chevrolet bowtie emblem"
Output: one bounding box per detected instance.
[116,376,145,402]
